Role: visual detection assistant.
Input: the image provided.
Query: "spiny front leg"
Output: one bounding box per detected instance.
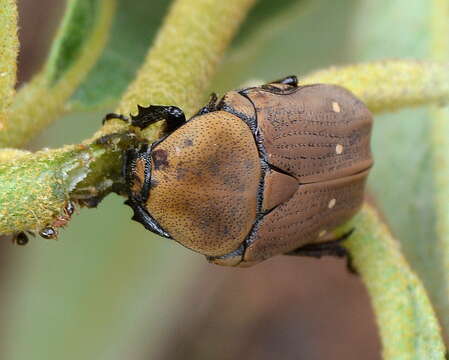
[130,105,186,133]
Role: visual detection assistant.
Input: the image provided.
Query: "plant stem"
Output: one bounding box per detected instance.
[343,204,446,359]
[429,0,449,344]
[303,60,449,114]
[0,0,18,131]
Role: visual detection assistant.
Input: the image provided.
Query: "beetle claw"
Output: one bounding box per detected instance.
[130,105,186,133]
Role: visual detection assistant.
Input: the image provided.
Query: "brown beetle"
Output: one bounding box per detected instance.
[105,76,373,267]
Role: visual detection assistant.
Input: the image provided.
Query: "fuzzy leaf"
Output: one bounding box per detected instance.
[215,0,360,91]
[0,0,18,128]
[68,0,171,109]
[44,0,100,83]
[68,0,302,110]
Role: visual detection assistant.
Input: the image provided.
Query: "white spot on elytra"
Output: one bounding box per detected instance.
[332,101,341,113]
[319,230,327,237]
[335,144,344,154]
[328,198,336,209]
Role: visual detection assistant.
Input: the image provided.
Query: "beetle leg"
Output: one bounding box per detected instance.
[124,199,172,239]
[286,229,357,274]
[130,105,186,133]
[269,75,298,87]
[102,113,129,125]
[261,75,299,94]
[195,93,218,116]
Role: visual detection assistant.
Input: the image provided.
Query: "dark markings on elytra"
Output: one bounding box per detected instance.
[152,149,169,170]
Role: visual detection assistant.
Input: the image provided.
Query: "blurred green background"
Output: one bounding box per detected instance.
[2,0,437,359]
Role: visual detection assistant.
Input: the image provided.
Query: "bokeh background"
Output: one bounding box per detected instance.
[3,0,435,359]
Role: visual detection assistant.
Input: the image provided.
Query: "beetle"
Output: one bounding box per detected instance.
[103,76,373,267]
[12,231,29,246]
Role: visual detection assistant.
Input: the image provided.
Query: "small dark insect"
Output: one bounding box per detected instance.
[11,201,76,246]
[36,201,75,241]
[12,232,29,246]
[65,201,75,216]
[104,76,373,267]
[51,201,75,228]
[39,227,58,240]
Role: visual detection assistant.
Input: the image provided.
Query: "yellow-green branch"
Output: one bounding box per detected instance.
[0,0,18,130]
[303,60,449,114]
[343,204,445,359]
